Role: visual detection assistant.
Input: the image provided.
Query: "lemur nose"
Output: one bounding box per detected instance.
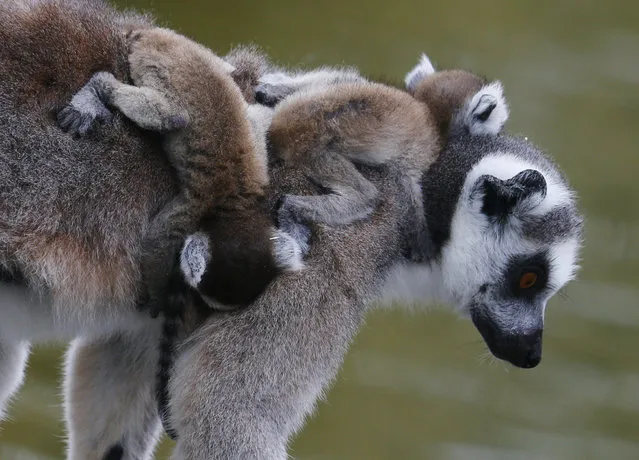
[519,329,543,369]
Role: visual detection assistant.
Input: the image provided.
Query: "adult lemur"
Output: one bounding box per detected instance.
[0,1,582,459]
[153,52,583,459]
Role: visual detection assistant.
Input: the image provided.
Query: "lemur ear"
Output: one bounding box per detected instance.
[404,54,436,93]
[180,233,210,288]
[474,169,547,218]
[461,81,509,136]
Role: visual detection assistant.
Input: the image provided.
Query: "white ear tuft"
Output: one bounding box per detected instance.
[180,233,210,288]
[462,81,509,136]
[404,53,436,93]
[272,229,305,272]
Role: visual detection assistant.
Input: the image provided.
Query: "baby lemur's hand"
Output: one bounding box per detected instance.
[254,73,297,107]
[58,79,113,137]
[276,196,312,258]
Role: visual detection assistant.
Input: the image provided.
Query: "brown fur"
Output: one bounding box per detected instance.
[118,29,279,309]
[269,83,439,174]
[58,27,282,310]
[410,69,486,139]
[0,0,166,315]
[124,28,267,209]
[225,45,273,104]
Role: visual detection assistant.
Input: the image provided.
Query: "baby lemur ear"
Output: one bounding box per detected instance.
[180,233,211,289]
[460,81,509,136]
[473,169,547,219]
[404,53,436,93]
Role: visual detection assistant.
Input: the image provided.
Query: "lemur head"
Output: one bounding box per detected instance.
[178,211,305,310]
[387,54,583,369]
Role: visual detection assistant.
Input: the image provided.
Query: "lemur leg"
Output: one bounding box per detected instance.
[58,71,188,136]
[167,342,289,460]
[278,151,379,227]
[64,328,162,460]
[0,340,30,421]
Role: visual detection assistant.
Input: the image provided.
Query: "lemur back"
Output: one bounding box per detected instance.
[59,28,303,311]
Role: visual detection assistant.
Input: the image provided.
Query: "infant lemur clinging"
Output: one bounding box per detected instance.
[59,28,305,314]
[227,49,507,262]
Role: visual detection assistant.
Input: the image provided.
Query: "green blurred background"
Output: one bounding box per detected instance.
[2,0,639,458]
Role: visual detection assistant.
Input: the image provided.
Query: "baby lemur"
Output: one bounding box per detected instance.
[227,50,504,262]
[58,28,304,315]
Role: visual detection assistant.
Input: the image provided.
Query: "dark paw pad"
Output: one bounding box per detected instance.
[163,114,189,131]
[254,83,293,107]
[57,91,112,137]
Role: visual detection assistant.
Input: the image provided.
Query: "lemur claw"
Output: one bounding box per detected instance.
[57,86,113,137]
[277,196,312,257]
[254,82,294,108]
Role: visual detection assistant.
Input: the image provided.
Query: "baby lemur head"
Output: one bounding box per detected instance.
[179,209,304,309]
[386,54,583,369]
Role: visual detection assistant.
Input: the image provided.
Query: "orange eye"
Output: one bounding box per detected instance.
[519,272,538,289]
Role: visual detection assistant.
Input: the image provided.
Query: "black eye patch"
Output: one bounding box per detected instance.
[502,251,550,299]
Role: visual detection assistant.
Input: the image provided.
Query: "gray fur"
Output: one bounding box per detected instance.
[277,152,380,227]
[522,205,583,243]
[168,164,411,460]
[0,1,583,458]
[65,326,163,460]
[255,66,366,106]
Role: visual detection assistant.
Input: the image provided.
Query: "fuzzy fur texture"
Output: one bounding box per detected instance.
[58,27,302,313]
[241,51,497,264]
[0,1,583,458]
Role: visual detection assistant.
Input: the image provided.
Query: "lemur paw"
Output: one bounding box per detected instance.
[58,86,112,136]
[272,228,308,271]
[277,196,312,258]
[255,73,296,107]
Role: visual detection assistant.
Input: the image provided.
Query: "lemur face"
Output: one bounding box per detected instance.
[385,54,583,368]
[440,154,582,368]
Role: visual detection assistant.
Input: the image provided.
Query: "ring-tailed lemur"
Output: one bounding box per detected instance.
[150,53,582,458]
[225,48,504,266]
[0,1,582,458]
[257,53,582,369]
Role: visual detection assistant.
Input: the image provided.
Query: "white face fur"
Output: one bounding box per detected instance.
[442,154,580,314]
[382,54,582,368]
